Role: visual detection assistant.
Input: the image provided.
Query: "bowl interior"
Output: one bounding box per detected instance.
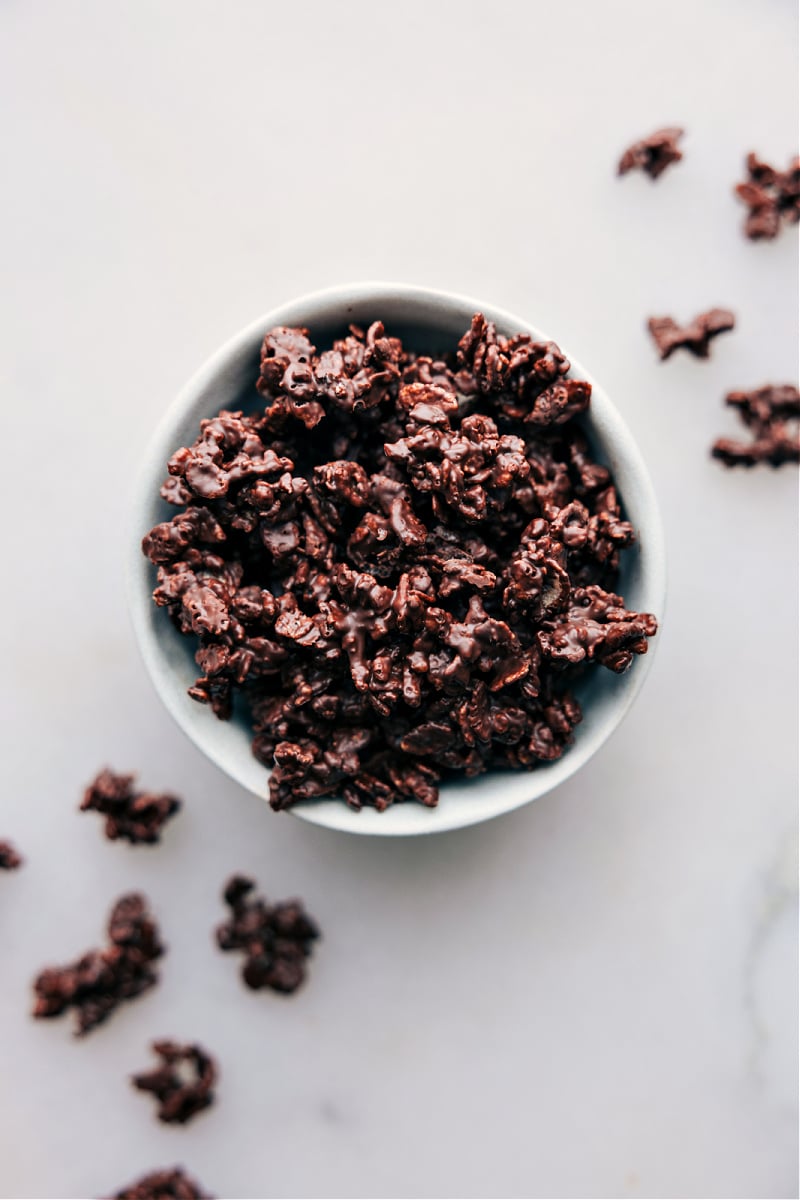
[129,285,665,836]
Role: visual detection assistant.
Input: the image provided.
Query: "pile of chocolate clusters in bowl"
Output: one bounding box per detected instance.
[142,315,657,813]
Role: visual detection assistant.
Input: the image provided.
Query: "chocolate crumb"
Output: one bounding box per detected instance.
[618,127,684,179]
[132,1041,217,1124]
[108,1166,212,1200]
[712,384,800,468]
[32,893,164,1035]
[0,840,23,870]
[216,875,319,994]
[81,768,181,844]
[735,152,800,240]
[647,308,735,360]
[143,315,657,811]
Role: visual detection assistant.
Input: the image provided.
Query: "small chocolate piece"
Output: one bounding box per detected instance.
[108,1166,212,1200]
[712,384,800,468]
[81,768,181,844]
[143,315,657,811]
[735,152,800,240]
[538,585,659,673]
[618,127,685,179]
[647,308,735,360]
[216,875,319,994]
[0,840,22,870]
[32,893,164,1035]
[132,1041,217,1124]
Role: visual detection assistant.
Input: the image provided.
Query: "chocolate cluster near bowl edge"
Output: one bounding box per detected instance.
[142,314,657,812]
[81,768,181,844]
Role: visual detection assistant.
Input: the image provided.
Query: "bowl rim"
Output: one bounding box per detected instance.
[127,281,666,837]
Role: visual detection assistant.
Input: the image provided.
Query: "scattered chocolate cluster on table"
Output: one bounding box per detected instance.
[618,127,685,179]
[108,1167,212,1200]
[142,315,657,811]
[712,384,800,467]
[216,875,319,994]
[647,308,735,360]
[81,768,181,844]
[735,152,800,240]
[32,893,163,1036]
[0,839,23,870]
[132,1040,217,1124]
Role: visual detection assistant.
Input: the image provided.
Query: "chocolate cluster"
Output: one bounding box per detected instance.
[108,1167,211,1200]
[32,894,163,1035]
[647,308,735,360]
[0,840,22,870]
[81,768,181,844]
[143,315,657,811]
[132,1040,217,1124]
[735,152,800,240]
[712,384,800,467]
[618,127,685,179]
[216,875,319,994]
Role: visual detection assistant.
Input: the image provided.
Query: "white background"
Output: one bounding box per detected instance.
[1,2,797,1198]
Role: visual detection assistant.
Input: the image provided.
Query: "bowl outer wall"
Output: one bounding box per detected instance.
[127,283,667,837]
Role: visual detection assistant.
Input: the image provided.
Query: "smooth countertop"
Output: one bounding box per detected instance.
[1,2,797,1197]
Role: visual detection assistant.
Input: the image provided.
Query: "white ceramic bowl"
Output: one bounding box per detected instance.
[128,283,666,837]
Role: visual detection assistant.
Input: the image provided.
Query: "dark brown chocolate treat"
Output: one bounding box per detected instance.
[712,384,800,467]
[216,875,319,994]
[618,127,684,179]
[538,585,659,673]
[132,1041,217,1124]
[647,308,735,360]
[80,769,181,844]
[32,893,164,1035]
[143,315,657,811]
[108,1166,212,1200]
[0,839,22,869]
[735,152,800,240]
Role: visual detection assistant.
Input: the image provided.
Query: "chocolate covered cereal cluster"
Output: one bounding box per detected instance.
[32,894,163,1036]
[81,768,181,844]
[735,152,800,240]
[712,384,800,467]
[132,1041,217,1125]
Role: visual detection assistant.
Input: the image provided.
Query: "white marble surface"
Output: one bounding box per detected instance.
[1,2,797,1197]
